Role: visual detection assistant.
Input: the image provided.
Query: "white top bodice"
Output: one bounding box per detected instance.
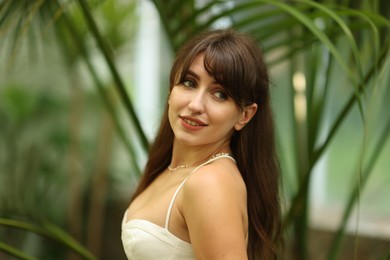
[121,154,236,260]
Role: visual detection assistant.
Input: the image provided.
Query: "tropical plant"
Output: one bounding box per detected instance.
[0,0,139,259]
[0,0,389,259]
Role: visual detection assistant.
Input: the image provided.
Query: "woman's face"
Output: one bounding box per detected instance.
[168,54,249,149]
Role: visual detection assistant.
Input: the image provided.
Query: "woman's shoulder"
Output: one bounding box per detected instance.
[178,158,248,256]
[196,156,242,178]
[182,158,247,204]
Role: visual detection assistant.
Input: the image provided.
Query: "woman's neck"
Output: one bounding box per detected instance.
[169,140,231,168]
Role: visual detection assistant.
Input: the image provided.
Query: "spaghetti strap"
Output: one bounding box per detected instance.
[164,154,235,230]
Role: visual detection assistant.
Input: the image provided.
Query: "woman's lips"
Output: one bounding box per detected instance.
[179,116,208,130]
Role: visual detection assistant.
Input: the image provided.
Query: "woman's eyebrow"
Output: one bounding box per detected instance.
[186,69,199,80]
[187,69,219,85]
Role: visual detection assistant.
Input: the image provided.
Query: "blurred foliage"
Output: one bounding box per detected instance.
[0,0,139,259]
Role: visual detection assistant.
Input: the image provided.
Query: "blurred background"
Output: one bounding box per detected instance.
[0,0,389,259]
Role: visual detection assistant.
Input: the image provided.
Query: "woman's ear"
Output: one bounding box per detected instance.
[234,103,258,131]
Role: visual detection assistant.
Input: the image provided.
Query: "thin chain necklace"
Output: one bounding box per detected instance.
[167,164,189,171]
[167,153,230,172]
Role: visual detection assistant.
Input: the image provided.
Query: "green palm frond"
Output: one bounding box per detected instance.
[0,218,96,259]
[0,241,35,260]
[76,0,149,151]
[51,0,142,176]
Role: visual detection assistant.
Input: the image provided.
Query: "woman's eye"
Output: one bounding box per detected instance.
[214,91,228,100]
[182,79,195,88]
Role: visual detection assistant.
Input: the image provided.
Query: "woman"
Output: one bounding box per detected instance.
[122,28,281,260]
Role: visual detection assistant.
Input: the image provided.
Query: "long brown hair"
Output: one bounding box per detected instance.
[132,29,281,260]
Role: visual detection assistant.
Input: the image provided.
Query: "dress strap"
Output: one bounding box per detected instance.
[164,154,235,230]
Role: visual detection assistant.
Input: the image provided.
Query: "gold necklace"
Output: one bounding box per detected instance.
[167,153,230,172]
[168,164,189,172]
[210,152,230,159]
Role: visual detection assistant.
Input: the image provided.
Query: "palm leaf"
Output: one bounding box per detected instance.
[76,0,149,151]
[0,218,96,259]
[327,115,390,259]
[51,0,142,176]
[0,241,35,260]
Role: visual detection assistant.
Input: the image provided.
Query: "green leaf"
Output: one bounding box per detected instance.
[77,0,149,152]
[0,218,96,260]
[0,241,36,260]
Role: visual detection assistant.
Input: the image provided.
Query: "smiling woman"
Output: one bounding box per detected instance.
[122,28,282,260]
[168,54,255,148]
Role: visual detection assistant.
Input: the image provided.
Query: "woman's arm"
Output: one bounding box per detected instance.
[180,162,248,260]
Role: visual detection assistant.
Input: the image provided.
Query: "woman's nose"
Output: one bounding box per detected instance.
[188,92,205,114]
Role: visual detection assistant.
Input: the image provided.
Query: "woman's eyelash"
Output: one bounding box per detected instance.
[182,79,196,88]
[214,90,228,100]
[180,78,228,100]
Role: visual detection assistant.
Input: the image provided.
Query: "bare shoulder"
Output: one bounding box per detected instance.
[181,158,247,216]
[184,158,246,195]
[179,158,248,259]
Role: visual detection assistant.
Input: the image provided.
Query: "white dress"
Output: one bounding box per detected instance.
[121,154,236,260]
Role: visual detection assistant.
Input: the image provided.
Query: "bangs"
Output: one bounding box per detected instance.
[203,45,244,106]
[170,30,260,108]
